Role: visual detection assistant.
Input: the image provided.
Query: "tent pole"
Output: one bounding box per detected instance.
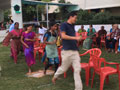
[36,5,39,22]
[46,4,49,29]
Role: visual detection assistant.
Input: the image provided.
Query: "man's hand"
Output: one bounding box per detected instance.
[76,36,82,41]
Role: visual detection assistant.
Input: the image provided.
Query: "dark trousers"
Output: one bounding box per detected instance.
[106,38,117,49]
[96,37,101,48]
[45,59,59,73]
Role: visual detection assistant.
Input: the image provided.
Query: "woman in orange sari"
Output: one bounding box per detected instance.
[3,22,22,64]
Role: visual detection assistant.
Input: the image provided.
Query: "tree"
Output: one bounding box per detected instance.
[92,12,112,24]
[22,0,51,22]
[58,0,69,20]
[76,10,95,24]
[4,9,11,22]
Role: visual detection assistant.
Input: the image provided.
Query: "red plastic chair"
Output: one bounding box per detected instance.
[63,48,102,86]
[80,32,87,40]
[57,46,63,66]
[92,34,98,48]
[79,32,88,46]
[76,32,80,36]
[91,55,120,90]
[38,43,46,61]
[100,35,106,49]
[115,40,119,54]
[34,38,40,59]
[80,48,102,86]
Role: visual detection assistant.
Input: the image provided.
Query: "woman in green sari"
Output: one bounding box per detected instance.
[83,25,96,50]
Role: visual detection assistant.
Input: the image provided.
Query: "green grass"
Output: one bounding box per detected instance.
[0,44,120,90]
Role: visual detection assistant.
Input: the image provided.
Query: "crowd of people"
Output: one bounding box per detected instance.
[2,11,120,90]
[77,24,120,53]
[0,20,13,31]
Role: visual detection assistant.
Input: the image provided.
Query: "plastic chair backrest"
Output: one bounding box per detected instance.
[81,32,87,37]
[91,55,106,72]
[76,32,80,36]
[80,32,87,39]
[34,38,40,47]
[39,43,46,49]
[80,48,102,57]
[58,46,63,55]
[101,35,106,41]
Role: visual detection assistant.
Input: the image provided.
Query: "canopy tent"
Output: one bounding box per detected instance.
[22,0,79,28]
[22,0,78,6]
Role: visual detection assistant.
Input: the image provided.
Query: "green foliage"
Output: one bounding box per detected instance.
[58,0,69,20]
[76,10,95,24]
[92,12,112,24]
[4,10,11,22]
[42,0,50,2]
[76,10,120,25]
[22,4,37,21]
[22,0,51,21]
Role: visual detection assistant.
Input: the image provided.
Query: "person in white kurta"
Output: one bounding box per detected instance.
[38,26,47,43]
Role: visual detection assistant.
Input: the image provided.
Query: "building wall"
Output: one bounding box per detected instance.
[11,0,23,28]
[48,0,59,13]
[65,0,120,10]
[65,0,85,9]
[0,10,4,22]
[85,0,120,10]
[108,7,120,16]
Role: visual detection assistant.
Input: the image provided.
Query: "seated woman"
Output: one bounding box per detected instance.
[78,25,86,33]
[83,25,96,50]
[0,23,5,30]
[106,24,120,53]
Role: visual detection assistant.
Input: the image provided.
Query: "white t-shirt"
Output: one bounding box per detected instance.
[38,27,47,43]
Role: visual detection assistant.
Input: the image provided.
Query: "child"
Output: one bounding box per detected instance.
[21,24,36,73]
[43,22,59,74]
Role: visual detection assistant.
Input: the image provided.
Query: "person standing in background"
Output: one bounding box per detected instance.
[9,20,14,32]
[38,24,47,43]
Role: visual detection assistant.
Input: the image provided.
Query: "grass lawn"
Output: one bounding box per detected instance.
[0,44,120,90]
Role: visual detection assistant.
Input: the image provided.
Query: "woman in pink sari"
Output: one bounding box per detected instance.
[3,22,22,64]
[21,25,36,73]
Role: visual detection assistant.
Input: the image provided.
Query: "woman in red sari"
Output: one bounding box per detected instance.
[3,22,22,64]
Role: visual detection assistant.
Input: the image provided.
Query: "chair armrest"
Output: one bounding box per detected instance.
[80,54,86,56]
[105,62,119,65]
[80,52,88,56]
[105,62,119,72]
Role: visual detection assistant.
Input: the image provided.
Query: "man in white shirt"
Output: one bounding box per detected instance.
[9,20,14,32]
[38,24,47,43]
